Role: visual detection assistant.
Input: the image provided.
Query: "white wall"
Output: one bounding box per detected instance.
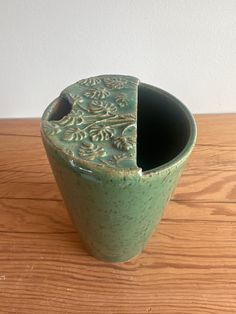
[0,0,236,118]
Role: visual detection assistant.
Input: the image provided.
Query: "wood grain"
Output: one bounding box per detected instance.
[0,114,236,314]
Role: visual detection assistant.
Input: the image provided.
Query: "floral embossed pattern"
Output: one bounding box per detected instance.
[42,75,139,169]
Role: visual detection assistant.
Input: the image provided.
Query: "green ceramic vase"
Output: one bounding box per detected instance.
[41,75,197,262]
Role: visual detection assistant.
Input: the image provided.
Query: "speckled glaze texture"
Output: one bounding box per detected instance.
[41,75,197,263]
[41,75,139,169]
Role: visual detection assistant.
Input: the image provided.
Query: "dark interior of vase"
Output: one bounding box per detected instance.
[137,84,191,172]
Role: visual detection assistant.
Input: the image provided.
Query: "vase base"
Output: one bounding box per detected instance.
[88,250,142,263]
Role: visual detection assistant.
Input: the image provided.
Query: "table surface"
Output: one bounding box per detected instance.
[0,114,236,314]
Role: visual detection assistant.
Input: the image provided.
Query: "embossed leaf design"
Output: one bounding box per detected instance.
[112,153,126,161]
[89,125,115,141]
[43,75,138,168]
[78,77,101,87]
[65,93,84,104]
[113,136,134,151]
[63,148,75,157]
[58,109,84,126]
[111,153,129,163]
[89,100,117,114]
[115,93,129,107]
[84,87,110,99]
[79,142,106,160]
[103,77,128,89]
[62,127,86,141]
[119,113,136,120]
[73,96,84,104]
[43,121,62,136]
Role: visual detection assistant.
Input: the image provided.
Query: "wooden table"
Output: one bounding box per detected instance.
[0,114,236,314]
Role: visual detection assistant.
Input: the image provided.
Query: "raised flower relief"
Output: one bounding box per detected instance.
[89,125,115,142]
[77,77,101,87]
[115,93,129,107]
[103,77,128,89]
[62,127,86,141]
[84,87,110,99]
[79,142,106,160]
[58,109,84,126]
[43,121,62,136]
[113,136,134,151]
[89,100,117,115]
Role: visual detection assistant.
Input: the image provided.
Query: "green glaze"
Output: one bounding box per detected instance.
[41,74,197,263]
[42,75,139,170]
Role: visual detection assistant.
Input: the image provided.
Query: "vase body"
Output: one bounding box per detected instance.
[41,75,197,262]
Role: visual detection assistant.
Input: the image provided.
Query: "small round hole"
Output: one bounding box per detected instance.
[49,96,72,121]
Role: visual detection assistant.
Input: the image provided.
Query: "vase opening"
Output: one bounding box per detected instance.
[44,79,193,174]
[137,83,191,172]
